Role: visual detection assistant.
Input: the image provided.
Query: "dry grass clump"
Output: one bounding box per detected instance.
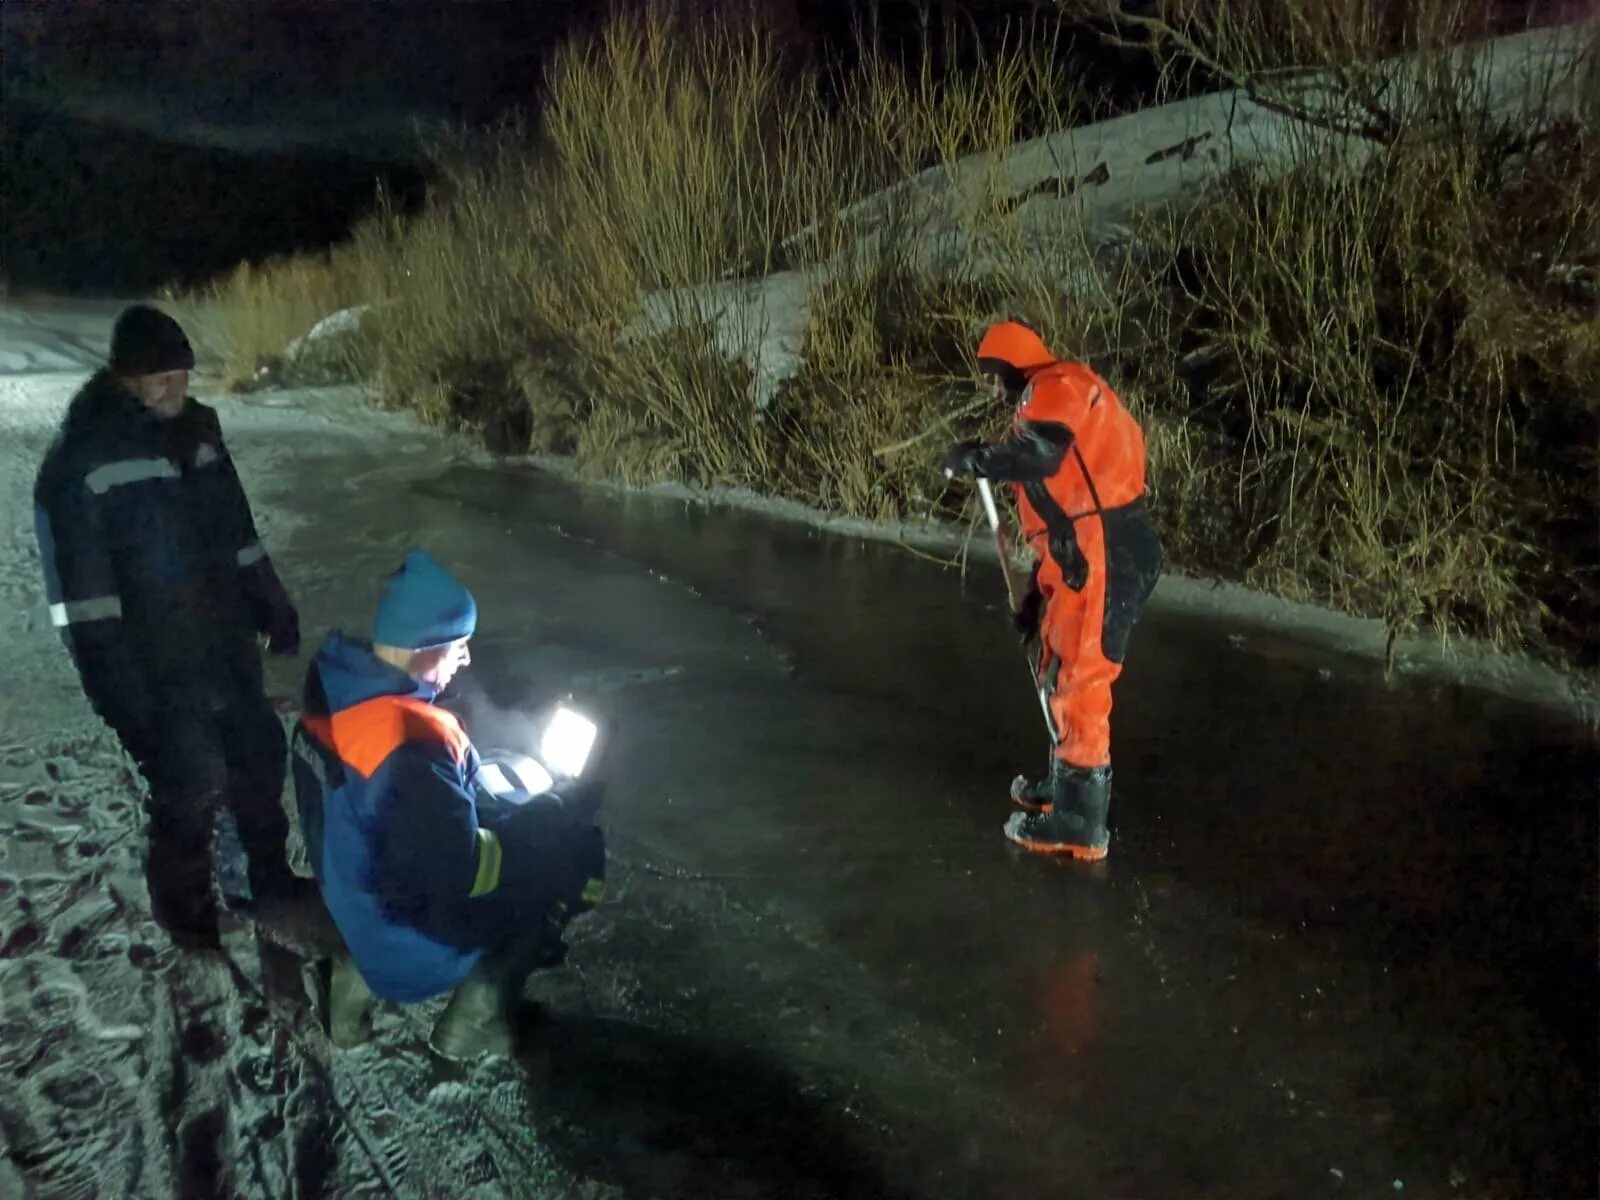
[170,247,368,387]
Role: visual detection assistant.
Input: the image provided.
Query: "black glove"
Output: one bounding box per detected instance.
[941,440,986,478]
[266,606,300,657]
[1053,533,1090,592]
[1012,583,1043,642]
[542,777,605,822]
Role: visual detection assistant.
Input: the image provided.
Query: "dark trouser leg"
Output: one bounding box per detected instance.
[469,813,606,989]
[217,695,298,902]
[1011,649,1063,811]
[132,718,229,949]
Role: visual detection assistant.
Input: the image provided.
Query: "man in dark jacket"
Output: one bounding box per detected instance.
[34,305,304,949]
[291,549,605,1059]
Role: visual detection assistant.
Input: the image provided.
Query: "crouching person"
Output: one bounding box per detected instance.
[290,549,605,1060]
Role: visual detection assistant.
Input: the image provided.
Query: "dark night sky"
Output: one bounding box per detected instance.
[5,0,1158,293]
[5,1,1147,155]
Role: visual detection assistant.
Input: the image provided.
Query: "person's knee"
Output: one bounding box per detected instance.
[143,744,229,811]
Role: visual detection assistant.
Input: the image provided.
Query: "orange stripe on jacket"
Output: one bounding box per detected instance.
[301,696,469,779]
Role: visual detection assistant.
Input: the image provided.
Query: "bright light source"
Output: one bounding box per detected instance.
[540,706,598,779]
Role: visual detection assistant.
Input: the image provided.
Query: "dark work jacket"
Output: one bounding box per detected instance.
[33,369,294,724]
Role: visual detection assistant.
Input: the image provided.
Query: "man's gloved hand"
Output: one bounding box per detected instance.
[1012,585,1043,643]
[1054,535,1090,592]
[266,606,300,657]
[544,778,605,821]
[941,440,986,479]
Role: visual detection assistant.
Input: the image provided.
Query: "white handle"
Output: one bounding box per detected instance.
[977,478,1001,531]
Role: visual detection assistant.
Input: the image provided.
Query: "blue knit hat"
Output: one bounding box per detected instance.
[374,549,477,650]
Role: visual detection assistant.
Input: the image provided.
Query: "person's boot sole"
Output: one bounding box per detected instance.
[1006,832,1108,861]
[1002,812,1108,860]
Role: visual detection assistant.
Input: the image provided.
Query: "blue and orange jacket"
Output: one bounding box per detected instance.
[290,633,504,1002]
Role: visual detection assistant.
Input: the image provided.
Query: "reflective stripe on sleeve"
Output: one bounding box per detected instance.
[84,457,179,494]
[469,828,503,898]
[237,541,268,567]
[49,595,124,626]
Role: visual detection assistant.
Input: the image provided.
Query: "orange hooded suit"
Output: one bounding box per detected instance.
[965,321,1163,770]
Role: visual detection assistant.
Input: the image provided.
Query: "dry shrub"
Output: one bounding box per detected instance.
[593,321,768,487]
[575,405,683,487]
[768,370,956,521]
[171,250,365,388]
[1090,0,1600,661]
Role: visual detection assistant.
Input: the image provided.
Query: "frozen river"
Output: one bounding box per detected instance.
[2,300,1594,1198]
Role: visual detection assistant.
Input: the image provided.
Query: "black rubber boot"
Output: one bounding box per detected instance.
[327,955,377,1050]
[146,818,222,951]
[1009,758,1076,812]
[1003,765,1112,860]
[429,916,567,1063]
[238,832,345,956]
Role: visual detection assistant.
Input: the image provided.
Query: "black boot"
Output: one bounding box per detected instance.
[230,793,317,905]
[428,912,571,1062]
[1003,765,1112,860]
[146,820,222,951]
[326,955,377,1050]
[240,837,346,956]
[1009,757,1075,812]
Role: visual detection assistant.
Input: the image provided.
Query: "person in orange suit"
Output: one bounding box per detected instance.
[945,320,1163,859]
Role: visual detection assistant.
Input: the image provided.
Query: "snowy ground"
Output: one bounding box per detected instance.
[2,301,1596,1198]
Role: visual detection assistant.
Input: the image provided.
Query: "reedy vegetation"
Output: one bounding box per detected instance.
[175,2,1599,670]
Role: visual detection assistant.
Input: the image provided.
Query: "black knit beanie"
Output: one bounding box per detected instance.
[109,305,195,376]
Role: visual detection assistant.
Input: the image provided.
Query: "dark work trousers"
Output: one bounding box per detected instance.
[115,690,290,925]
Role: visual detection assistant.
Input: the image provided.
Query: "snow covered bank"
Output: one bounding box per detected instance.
[0,300,120,374]
[626,22,1595,410]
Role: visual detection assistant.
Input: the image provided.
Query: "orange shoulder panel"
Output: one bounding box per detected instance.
[304,695,470,780]
[1017,362,1103,428]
